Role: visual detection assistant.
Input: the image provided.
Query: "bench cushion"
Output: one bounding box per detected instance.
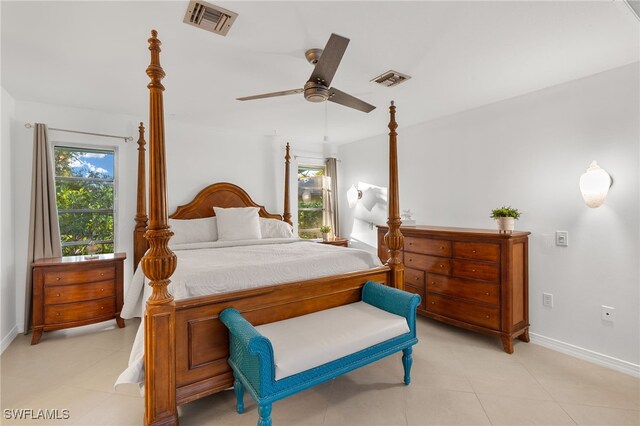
[255,301,410,380]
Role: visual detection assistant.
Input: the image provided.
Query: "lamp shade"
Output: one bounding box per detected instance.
[347,184,360,208]
[579,161,612,208]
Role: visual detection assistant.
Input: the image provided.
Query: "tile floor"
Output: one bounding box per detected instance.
[1,317,638,425]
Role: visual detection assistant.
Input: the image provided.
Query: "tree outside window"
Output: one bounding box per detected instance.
[54,146,116,256]
[298,165,328,239]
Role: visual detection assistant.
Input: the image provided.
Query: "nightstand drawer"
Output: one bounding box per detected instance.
[405,237,451,257]
[405,252,451,275]
[44,280,115,305]
[404,267,425,288]
[426,293,500,330]
[44,266,115,286]
[453,242,500,262]
[45,298,115,324]
[426,274,499,306]
[453,259,499,282]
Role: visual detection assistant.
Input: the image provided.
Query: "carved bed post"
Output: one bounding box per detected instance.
[134,122,148,270]
[384,101,404,290]
[283,142,292,225]
[141,30,178,426]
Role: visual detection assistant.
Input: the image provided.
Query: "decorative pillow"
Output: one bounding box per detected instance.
[260,218,294,239]
[168,217,218,246]
[214,207,262,241]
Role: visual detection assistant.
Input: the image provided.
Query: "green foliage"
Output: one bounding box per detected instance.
[54,147,115,256]
[320,225,331,233]
[490,206,521,220]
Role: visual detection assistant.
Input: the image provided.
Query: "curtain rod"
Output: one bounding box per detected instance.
[24,123,133,142]
[294,155,341,162]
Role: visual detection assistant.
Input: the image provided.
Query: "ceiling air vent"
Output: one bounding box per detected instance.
[371,70,411,87]
[183,0,238,36]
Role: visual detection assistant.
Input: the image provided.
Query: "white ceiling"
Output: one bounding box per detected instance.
[2,1,638,144]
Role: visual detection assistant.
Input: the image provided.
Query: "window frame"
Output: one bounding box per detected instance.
[297,164,327,238]
[52,141,119,256]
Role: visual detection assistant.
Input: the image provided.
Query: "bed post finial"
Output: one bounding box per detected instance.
[385,101,404,290]
[133,122,149,270]
[283,142,292,226]
[142,30,178,426]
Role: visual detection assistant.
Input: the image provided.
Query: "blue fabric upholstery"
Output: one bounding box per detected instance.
[219,281,420,426]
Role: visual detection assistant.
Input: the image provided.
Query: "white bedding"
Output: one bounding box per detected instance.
[115,238,383,389]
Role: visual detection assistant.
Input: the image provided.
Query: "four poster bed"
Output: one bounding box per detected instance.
[134,31,405,426]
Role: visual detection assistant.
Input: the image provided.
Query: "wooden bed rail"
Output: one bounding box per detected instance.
[142,30,178,426]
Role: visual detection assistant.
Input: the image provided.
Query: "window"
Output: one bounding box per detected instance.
[297,165,327,239]
[54,146,116,256]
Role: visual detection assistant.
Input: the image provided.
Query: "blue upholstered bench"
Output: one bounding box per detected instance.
[219,281,420,426]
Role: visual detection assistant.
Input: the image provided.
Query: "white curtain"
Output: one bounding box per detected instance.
[24,123,62,333]
[325,158,339,237]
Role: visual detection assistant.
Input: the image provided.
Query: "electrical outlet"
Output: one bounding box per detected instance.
[556,231,569,247]
[601,305,615,322]
[543,293,554,307]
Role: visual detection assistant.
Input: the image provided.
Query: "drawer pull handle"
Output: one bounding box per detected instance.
[56,293,60,297]
[100,273,105,276]
[485,292,490,296]
[415,277,419,281]
[485,315,490,318]
[439,264,444,268]
[56,313,60,316]
[101,288,104,292]
[472,250,477,254]
[440,246,444,250]
[101,307,104,310]
[472,269,477,272]
[431,301,435,305]
[56,277,60,281]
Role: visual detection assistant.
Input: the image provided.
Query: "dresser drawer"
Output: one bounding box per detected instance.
[426,293,500,330]
[44,266,115,286]
[404,283,425,310]
[405,252,451,275]
[426,274,499,306]
[405,237,451,257]
[454,242,500,262]
[453,259,499,282]
[44,297,115,325]
[44,280,115,305]
[404,267,425,289]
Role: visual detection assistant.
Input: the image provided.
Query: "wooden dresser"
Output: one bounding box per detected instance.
[377,226,529,353]
[31,253,126,345]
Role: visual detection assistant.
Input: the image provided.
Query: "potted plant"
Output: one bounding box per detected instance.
[490,206,521,233]
[320,225,332,242]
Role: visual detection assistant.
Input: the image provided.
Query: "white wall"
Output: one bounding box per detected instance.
[338,63,640,368]
[1,87,17,351]
[10,101,302,335]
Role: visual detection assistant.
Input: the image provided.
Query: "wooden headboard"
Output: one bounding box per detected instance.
[169,182,284,221]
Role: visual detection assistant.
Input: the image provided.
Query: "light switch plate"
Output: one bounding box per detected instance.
[556,231,569,247]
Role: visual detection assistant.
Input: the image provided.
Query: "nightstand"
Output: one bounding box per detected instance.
[320,238,349,247]
[31,252,126,345]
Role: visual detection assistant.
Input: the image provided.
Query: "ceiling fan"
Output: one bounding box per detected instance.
[237,33,375,113]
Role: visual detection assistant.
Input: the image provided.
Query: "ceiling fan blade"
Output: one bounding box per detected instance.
[328,87,376,113]
[237,88,303,101]
[308,33,350,87]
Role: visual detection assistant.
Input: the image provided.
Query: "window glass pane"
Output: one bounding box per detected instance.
[54,146,116,256]
[297,166,325,238]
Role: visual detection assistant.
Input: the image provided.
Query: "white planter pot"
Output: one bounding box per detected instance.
[322,233,331,242]
[496,217,515,233]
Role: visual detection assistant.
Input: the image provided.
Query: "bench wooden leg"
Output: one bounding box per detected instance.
[258,404,272,426]
[402,347,413,385]
[233,377,244,414]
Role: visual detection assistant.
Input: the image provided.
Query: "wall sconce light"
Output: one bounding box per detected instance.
[347,184,362,208]
[579,161,612,208]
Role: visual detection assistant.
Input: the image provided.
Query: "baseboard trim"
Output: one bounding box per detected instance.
[530,332,640,378]
[1,325,18,354]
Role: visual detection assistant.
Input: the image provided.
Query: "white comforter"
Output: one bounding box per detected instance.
[115,238,382,388]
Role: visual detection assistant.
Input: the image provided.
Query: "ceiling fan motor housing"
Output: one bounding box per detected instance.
[304,80,329,103]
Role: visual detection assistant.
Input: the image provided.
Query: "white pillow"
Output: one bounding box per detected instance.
[168,217,218,246]
[214,207,262,241]
[260,218,294,239]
